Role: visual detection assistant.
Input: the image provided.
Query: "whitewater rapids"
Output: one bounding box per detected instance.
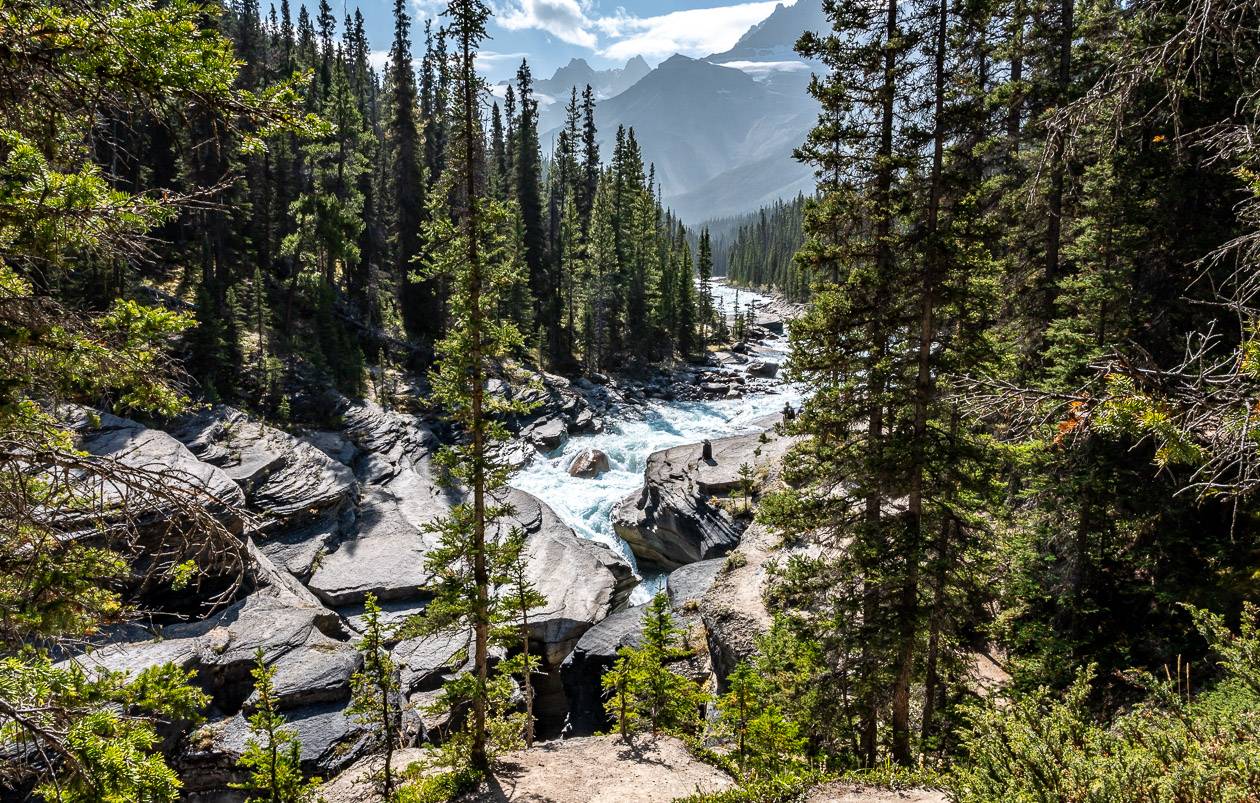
[509,283,801,604]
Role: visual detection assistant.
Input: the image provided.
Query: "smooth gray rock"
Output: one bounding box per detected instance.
[666,559,725,608]
[171,405,355,521]
[306,469,448,606]
[503,490,636,665]
[524,416,567,452]
[561,560,722,735]
[611,457,741,570]
[71,410,245,526]
[746,360,780,378]
[394,628,471,694]
[612,429,795,570]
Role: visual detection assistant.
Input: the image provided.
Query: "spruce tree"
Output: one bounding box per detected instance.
[493,526,547,747]
[513,60,551,358]
[697,227,714,345]
[414,0,535,769]
[579,84,600,226]
[348,594,403,799]
[388,0,433,340]
[232,651,321,802]
[601,593,705,738]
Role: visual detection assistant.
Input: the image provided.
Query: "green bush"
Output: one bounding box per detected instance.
[672,770,827,803]
[951,604,1260,803]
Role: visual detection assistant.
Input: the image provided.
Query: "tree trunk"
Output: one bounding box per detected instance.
[1043,0,1074,325]
[459,24,491,773]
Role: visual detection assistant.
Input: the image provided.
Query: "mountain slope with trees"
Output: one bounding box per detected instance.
[5,0,1260,800]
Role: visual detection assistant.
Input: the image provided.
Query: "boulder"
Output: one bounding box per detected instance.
[611,452,742,570]
[746,360,780,378]
[568,449,610,478]
[524,415,568,452]
[569,407,603,434]
[170,406,357,578]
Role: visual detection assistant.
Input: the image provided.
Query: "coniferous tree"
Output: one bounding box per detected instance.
[388,0,433,340]
[413,0,535,769]
[601,593,706,738]
[493,526,547,748]
[579,85,600,226]
[232,651,322,803]
[697,227,714,345]
[348,594,403,799]
[512,60,551,359]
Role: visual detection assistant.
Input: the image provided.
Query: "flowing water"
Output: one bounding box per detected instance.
[509,283,801,604]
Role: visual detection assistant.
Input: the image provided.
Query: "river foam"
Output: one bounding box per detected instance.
[509,284,800,604]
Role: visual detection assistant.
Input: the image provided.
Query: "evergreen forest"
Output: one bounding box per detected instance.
[3,0,1260,800]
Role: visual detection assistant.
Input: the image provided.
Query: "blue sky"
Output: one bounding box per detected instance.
[320,0,793,82]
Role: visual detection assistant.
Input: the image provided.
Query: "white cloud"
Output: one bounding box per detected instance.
[594,1,786,61]
[720,59,810,76]
[490,0,790,63]
[368,49,391,72]
[498,0,599,48]
[477,49,530,66]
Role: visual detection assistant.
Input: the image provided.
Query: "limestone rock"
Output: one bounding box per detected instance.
[561,561,722,735]
[306,473,448,606]
[568,448,610,478]
[72,410,245,527]
[610,424,795,597]
[170,405,355,522]
[170,406,357,578]
[524,415,568,452]
[505,490,636,665]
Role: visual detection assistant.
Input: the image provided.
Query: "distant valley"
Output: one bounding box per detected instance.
[515,0,826,225]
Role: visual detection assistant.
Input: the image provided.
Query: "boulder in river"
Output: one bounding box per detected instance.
[568,448,611,478]
[746,360,780,378]
[611,426,797,570]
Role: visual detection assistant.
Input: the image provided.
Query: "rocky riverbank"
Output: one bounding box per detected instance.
[53,284,803,801]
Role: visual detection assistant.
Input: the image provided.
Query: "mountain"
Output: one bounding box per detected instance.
[706,0,828,65]
[535,56,652,102]
[529,56,653,133]
[588,54,817,224]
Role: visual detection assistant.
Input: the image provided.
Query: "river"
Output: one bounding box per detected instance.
[509,282,801,604]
